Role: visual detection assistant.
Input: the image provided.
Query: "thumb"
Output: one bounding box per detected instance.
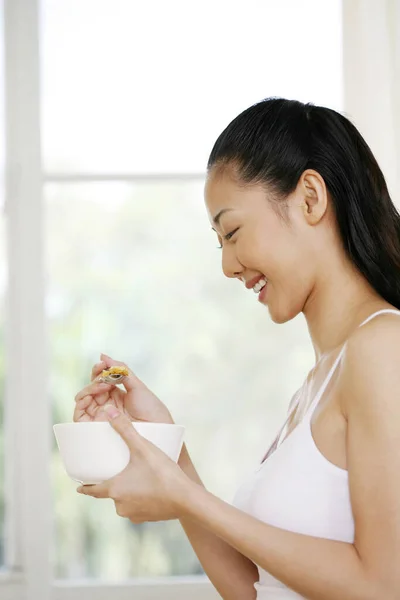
[103,404,141,451]
[100,353,119,365]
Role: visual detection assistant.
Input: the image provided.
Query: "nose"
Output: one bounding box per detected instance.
[221,245,244,279]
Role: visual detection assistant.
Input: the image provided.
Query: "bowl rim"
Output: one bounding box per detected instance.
[53,421,185,430]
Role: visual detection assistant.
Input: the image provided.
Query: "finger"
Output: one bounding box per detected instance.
[73,396,92,422]
[100,353,122,366]
[76,395,92,410]
[75,381,113,403]
[103,404,142,451]
[74,381,114,422]
[73,396,91,421]
[120,372,140,394]
[73,404,91,422]
[85,401,101,419]
[100,354,142,394]
[91,361,106,382]
[84,389,113,409]
[73,396,110,422]
[77,483,109,498]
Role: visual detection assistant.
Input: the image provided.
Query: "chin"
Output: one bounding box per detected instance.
[268,310,294,325]
[267,297,303,325]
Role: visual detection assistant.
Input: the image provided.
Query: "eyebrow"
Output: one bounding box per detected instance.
[212,208,233,228]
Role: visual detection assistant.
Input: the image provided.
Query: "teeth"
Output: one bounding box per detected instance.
[253,278,267,293]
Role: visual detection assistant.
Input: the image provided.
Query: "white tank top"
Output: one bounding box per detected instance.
[233,309,400,599]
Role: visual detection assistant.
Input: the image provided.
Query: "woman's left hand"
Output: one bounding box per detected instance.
[77,404,189,523]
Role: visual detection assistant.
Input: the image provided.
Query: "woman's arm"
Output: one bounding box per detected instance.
[175,321,400,600]
[176,388,303,598]
[180,483,379,600]
[178,444,259,599]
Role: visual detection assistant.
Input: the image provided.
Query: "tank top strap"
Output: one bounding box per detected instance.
[305,344,347,418]
[358,308,400,327]
[306,308,400,418]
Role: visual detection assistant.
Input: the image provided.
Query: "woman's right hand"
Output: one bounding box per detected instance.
[73,353,174,425]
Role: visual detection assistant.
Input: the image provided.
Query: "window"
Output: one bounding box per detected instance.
[0,0,5,571]
[43,0,342,585]
[1,0,343,597]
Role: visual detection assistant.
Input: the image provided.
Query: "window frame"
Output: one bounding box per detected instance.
[3,1,52,600]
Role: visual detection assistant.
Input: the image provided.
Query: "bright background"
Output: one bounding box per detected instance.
[43,0,340,580]
[1,1,399,599]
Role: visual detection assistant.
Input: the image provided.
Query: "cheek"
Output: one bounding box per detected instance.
[253,228,299,278]
[276,241,315,295]
[262,232,314,313]
[270,244,316,321]
[237,236,265,265]
[268,225,310,276]
[237,220,313,288]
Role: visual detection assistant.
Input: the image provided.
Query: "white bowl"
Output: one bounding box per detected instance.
[53,421,185,485]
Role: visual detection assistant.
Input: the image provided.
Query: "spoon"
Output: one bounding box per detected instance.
[97,366,129,385]
[98,373,127,385]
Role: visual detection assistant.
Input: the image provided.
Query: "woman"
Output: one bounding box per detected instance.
[74,98,400,599]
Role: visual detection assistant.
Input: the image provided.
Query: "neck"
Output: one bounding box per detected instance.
[303,259,392,361]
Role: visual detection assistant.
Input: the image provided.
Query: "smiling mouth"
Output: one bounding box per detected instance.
[252,278,267,294]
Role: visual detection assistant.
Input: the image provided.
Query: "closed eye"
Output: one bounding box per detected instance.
[217,228,239,249]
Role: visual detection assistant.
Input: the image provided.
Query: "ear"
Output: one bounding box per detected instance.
[299,169,328,225]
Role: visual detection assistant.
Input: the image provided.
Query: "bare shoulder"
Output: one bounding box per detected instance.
[338,312,400,415]
[347,312,400,357]
[340,312,400,592]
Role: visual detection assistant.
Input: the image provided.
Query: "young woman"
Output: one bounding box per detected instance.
[74,98,400,599]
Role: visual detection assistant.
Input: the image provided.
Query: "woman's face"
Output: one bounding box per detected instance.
[204,168,325,324]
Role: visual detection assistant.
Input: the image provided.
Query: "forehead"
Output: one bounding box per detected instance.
[204,170,270,223]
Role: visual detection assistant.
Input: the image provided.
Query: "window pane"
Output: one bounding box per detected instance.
[0,0,5,570]
[47,181,313,579]
[41,0,343,174]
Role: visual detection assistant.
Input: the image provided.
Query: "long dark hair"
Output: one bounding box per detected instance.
[207,97,400,309]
